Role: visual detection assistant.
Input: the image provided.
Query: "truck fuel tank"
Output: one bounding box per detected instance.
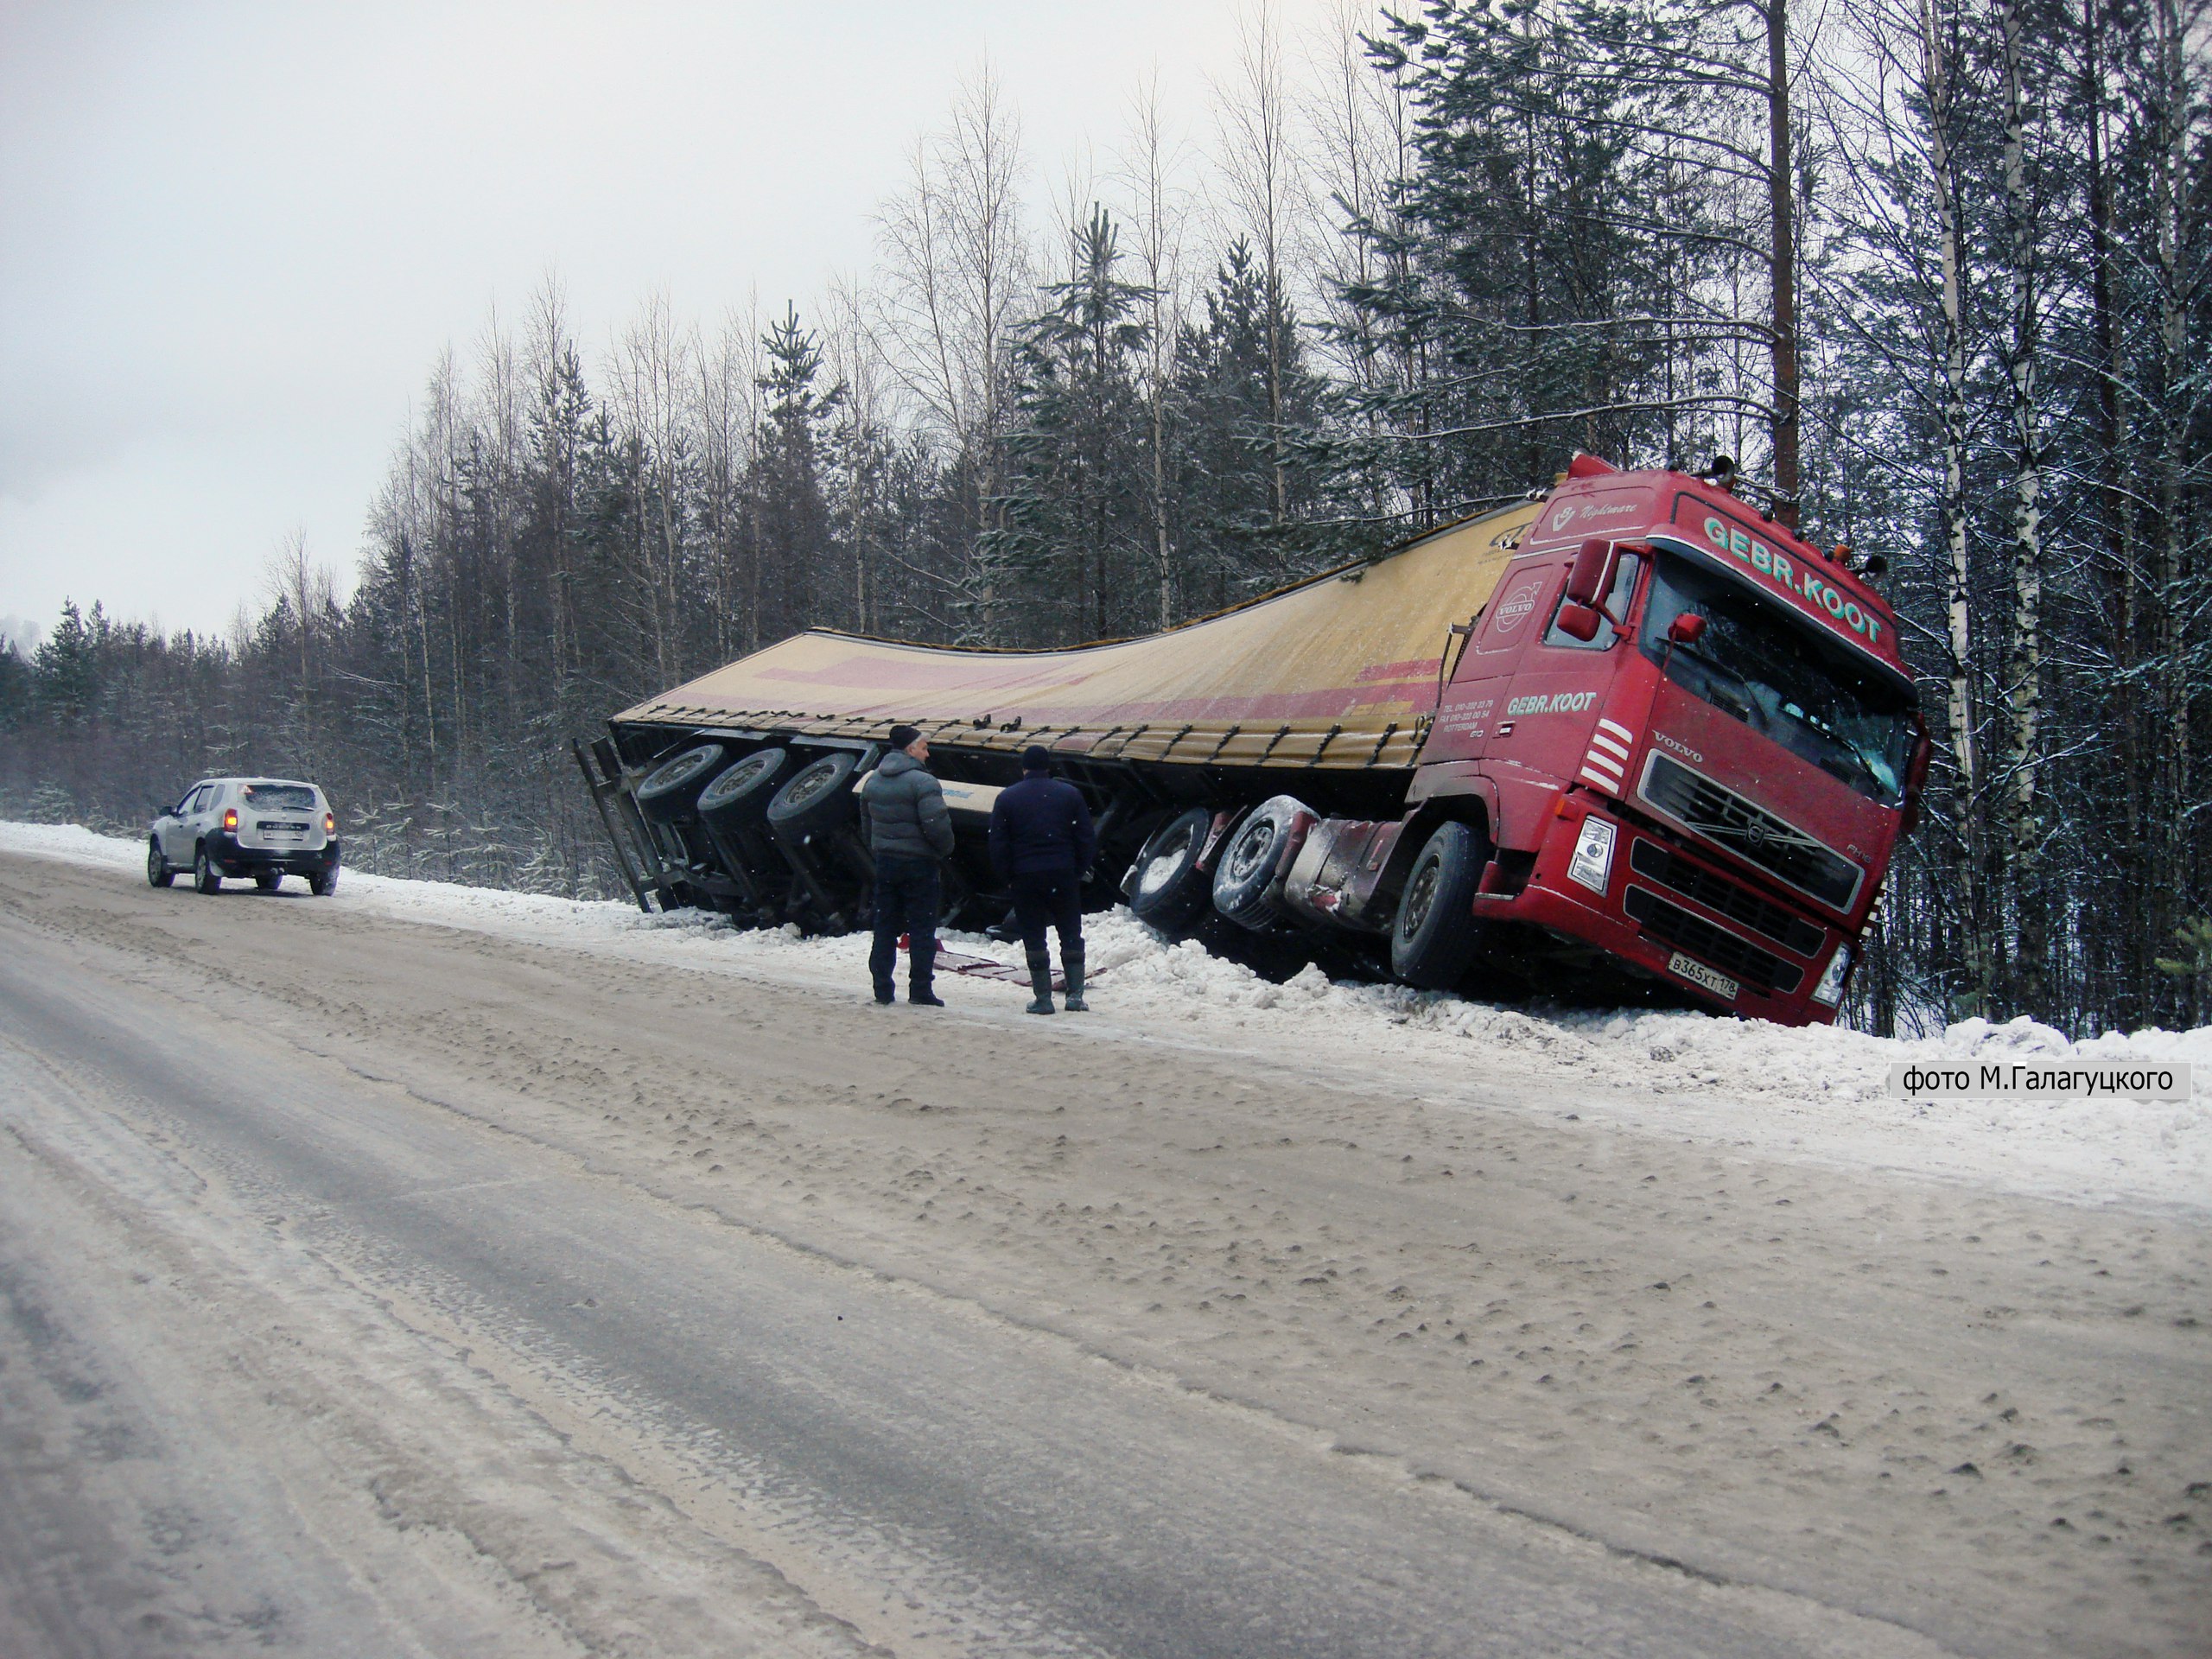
[1279,816,1408,935]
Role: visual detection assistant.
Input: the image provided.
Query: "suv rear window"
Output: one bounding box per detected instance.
[243,784,317,811]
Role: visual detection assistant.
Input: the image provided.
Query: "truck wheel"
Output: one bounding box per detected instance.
[636,742,728,823]
[767,753,862,842]
[1128,807,1215,935]
[147,839,175,888]
[194,844,223,894]
[1211,796,1316,930]
[698,747,793,830]
[1390,822,1486,990]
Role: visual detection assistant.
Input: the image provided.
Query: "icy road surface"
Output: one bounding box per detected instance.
[0,828,2206,1656]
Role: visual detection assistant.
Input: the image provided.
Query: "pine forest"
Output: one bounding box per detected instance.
[3,0,2208,1038]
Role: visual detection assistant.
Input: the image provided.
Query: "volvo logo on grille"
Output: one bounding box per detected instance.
[1638,752,1865,912]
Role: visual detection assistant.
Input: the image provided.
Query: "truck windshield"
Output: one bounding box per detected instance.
[1642,552,1916,805]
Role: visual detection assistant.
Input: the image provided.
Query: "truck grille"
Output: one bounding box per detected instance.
[1638,754,1861,911]
[1627,838,1825,957]
[1624,886,1804,995]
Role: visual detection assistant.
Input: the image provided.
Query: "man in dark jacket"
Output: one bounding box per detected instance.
[988,745,1096,1014]
[862,726,955,1006]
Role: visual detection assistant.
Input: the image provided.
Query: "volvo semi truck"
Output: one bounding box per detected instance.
[576,455,1928,1026]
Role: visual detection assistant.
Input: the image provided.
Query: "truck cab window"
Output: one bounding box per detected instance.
[1641,551,1915,804]
[1542,552,1643,651]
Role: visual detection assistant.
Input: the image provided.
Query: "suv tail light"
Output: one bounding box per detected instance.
[324,811,335,834]
[222,808,238,831]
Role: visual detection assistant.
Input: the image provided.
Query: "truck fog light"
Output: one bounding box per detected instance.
[1566,816,1617,894]
[1811,942,1852,1006]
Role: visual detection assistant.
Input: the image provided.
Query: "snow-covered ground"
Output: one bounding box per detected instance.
[12,819,2207,1213]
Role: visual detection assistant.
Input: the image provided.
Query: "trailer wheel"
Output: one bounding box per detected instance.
[1390,821,1487,990]
[1128,807,1215,935]
[1210,796,1313,930]
[636,742,728,823]
[698,747,792,830]
[767,752,862,841]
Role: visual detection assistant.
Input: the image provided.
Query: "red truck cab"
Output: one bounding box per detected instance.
[1413,459,1926,1025]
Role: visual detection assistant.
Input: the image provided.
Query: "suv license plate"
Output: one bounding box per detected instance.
[1668,951,1738,1001]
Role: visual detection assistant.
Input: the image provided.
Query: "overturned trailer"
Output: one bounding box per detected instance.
[581,457,1928,1025]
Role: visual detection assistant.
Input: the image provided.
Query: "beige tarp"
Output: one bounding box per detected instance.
[618,500,1542,774]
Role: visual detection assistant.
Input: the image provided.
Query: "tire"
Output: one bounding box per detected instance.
[1210,796,1315,930]
[1128,807,1215,935]
[147,839,175,888]
[766,752,863,842]
[636,742,728,823]
[1390,821,1488,990]
[308,866,338,897]
[697,747,794,830]
[254,870,282,892]
[194,844,222,894]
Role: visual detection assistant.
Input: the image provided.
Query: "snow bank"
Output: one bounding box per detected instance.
[11,819,2205,1212]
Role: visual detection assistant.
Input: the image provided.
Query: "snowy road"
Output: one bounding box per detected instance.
[0,840,2205,1656]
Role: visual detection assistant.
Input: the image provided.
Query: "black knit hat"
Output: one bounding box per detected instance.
[889,724,922,752]
[1021,744,1052,772]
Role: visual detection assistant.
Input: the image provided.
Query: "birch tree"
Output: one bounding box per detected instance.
[875,64,1030,641]
[1116,78,1193,629]
[1215,1,1306,524]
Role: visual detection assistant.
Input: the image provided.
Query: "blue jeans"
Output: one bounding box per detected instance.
[870,855,941,999]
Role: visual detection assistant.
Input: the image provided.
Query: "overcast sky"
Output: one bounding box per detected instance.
[0,0,1343,649]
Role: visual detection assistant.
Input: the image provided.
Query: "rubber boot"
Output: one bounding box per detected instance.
[1024,948,1056,1014]
[1062,947,1087,1012]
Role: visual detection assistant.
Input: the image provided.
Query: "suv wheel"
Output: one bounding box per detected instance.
[194,845,223,894]
[147,840,175,888]
[254,871,282,892]
[308,867,338,897]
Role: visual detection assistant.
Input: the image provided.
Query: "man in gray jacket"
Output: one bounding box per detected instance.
[861,725,955,1005]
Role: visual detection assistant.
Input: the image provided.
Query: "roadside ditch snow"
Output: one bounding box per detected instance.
[13,819,2206,1214]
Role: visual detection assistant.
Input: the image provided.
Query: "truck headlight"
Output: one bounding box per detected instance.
[1566,816,1617,894]
[1811,942,1852,1006]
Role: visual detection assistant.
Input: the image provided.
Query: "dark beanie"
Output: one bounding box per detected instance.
[889,724,922,752]
[1022,744,1052,772]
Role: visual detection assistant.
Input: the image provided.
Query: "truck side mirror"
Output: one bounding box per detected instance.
[1566,537,1612,607]
[1554,601,1602,642]
[1667,613,1707,646]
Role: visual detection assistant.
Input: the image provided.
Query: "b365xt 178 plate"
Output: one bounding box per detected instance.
[1668,951,1738,1001]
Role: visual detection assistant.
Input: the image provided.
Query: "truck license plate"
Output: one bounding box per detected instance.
[1668,951,1738,1001]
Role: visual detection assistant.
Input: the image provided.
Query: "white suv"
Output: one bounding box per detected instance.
[149,777,341,895]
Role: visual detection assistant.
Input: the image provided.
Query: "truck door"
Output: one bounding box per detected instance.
[1425,556,1560,766]
[1501,550,1645,797]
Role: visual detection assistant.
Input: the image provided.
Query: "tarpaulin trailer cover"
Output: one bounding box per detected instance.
[617,499,1543,773]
